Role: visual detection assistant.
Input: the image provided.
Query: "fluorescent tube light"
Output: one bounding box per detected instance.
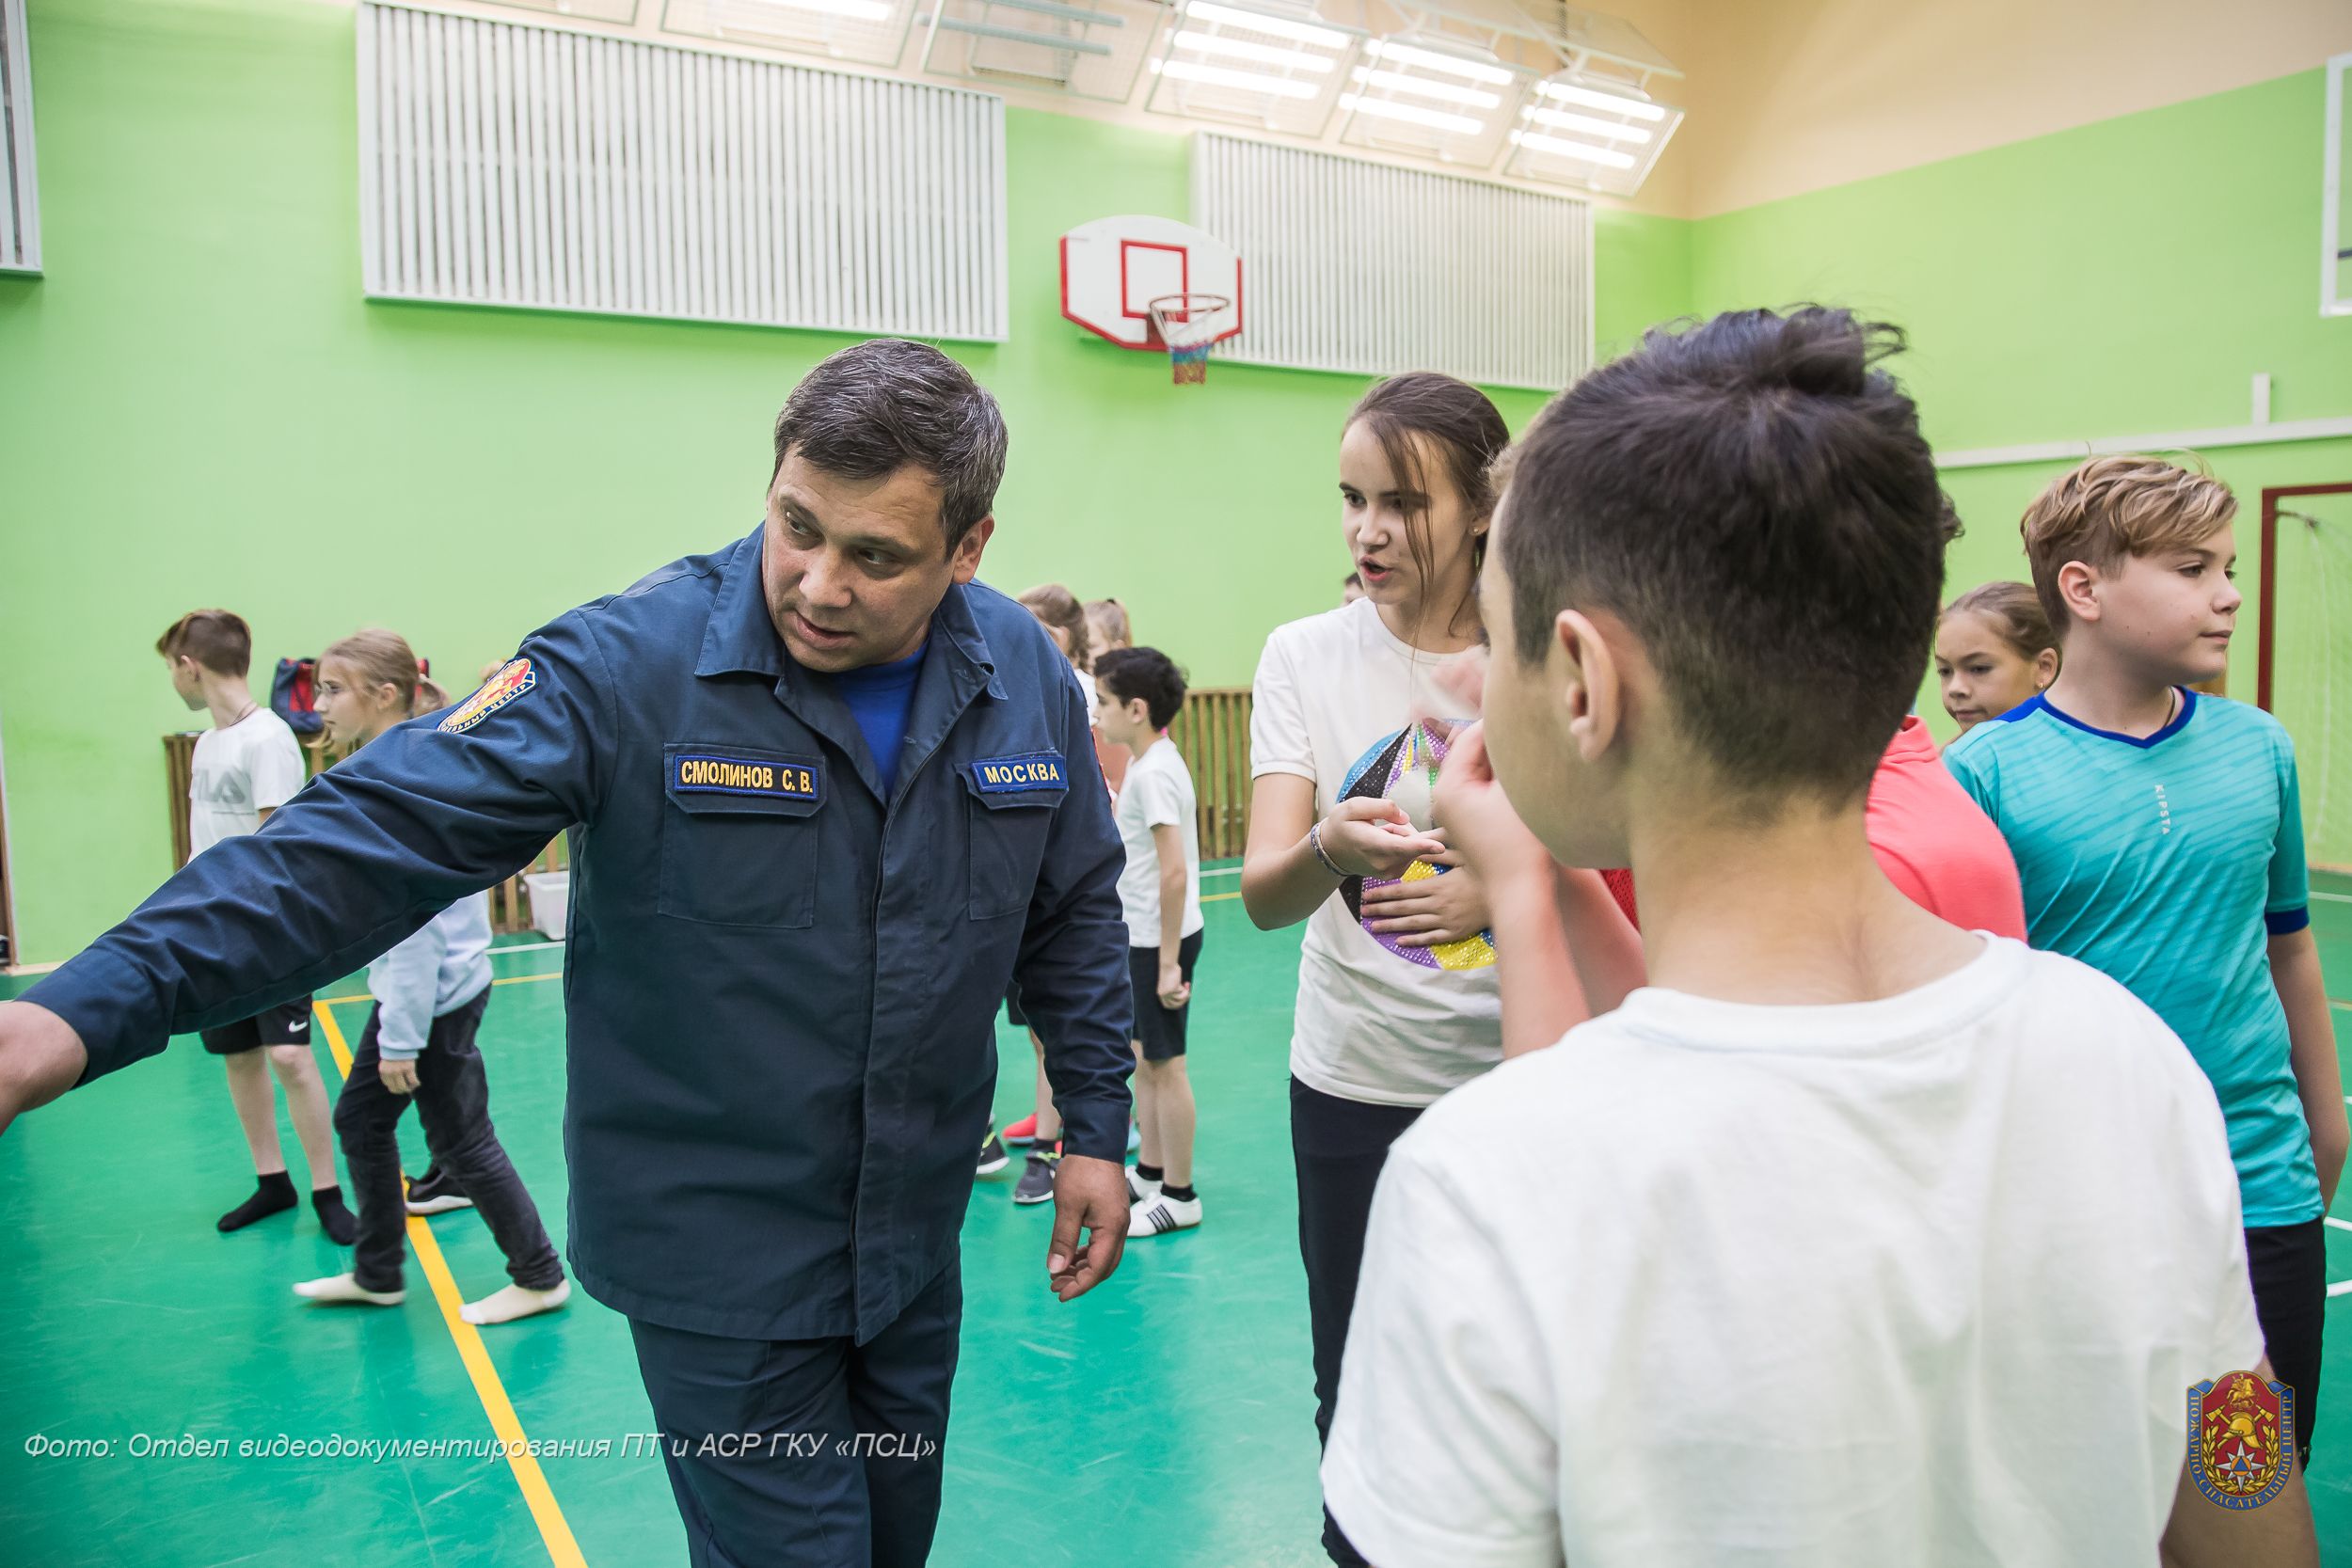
[1511,131,1637,167]
[1521,105,1652,141]
[1183,1,1350,50]
[1156,56,1324,97]
[1363,39,1513,86]
[1340,93,1484,135]
[1351,67,1499,109]
[737,0,897,20]
[1174,28,1335,71]
[1536,79,1667,120]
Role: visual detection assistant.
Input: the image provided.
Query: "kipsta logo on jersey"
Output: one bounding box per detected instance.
[440,658,536,735]
[2188,1370,2294,1508]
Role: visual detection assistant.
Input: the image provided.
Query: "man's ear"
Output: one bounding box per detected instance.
[2055,560,2101,626]
[950,515,995,584]
[1555,610,1621,764]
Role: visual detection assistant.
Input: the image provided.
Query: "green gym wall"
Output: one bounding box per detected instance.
[0,0,2345,961]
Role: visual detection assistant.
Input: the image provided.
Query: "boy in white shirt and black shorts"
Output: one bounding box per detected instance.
[1094,647,1205,1235]
[160,610,354,1243]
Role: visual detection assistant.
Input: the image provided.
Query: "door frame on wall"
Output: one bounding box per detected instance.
[2257,483,2352,712]
[0,721,17,969]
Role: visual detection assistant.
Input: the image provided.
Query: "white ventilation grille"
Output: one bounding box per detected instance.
[1,0,38,274]
[357,2,1008,341]
[1194,131,1589,389]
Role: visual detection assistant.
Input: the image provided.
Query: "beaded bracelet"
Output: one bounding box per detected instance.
[1308,820,1349,879]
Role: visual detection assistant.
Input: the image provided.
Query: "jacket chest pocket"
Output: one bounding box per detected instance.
[963,755,1066,921]
[658,745,826,929]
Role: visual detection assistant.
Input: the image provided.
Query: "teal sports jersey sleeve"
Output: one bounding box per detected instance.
[2265,728,2311,935]
[1942,727,1996,817]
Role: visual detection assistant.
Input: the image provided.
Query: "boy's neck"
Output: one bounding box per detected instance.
[1126,729,1165,762]
[200,674,259,731]
[1627,785,1982,1008]
[2042,638,2181,738]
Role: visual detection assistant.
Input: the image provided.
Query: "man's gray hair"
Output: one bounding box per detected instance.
[771,339,1009,552]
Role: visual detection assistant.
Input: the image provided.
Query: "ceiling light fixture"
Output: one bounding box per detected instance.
[1155,56,1323,98]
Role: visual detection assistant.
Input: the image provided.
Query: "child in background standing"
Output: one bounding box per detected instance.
[1095,647,1204,1235]
[985,584,1099,1201]
[1084,597,1132,657]
[1086,598,1135,793]
[1946,455,2347,1465]
[1935,580,2059,732]
[294,630,569,1324]
[159,610,355,1243]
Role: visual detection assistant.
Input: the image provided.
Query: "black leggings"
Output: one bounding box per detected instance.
[2247,1218,2327,1466]
[1291,1076,1424,1568]
[337,991,562,1295]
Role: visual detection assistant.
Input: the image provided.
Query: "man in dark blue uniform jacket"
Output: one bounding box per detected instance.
[0,340,1136,1567]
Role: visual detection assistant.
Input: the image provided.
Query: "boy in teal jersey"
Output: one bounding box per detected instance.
[1947,454,2348,1465]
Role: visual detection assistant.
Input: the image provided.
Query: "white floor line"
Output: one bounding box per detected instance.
[2332,1280,2352,1299]
[2313,891,2352,903]
[2328,1217,2352,1233]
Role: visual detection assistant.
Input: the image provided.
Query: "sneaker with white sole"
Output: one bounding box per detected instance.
[977,1133,1010,1177]
[1127,1192,1200,1237]
[1012,1148,1060,1205]
[404,1168,473,1215]
[1126,1167,1162,1205]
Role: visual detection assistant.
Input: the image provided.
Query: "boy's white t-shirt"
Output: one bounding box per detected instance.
[1114,740,1203,949]
[1250,597,1500,1105]
[188,708,306,855]
[1323,937,2265,1568]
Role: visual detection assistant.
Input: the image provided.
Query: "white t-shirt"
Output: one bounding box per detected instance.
[1250,597,1500,1104]
[1115,740,1203,949]
[188,708,306,855]
[1323,938,2264,1568]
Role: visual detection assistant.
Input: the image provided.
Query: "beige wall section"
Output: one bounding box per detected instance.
[1675,0,2352,216]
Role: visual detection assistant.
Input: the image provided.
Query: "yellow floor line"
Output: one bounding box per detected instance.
[324,969,564,1006]
[312,1001,589,1568]
[1202,891,1240,904]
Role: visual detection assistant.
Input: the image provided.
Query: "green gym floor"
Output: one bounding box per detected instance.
[6,871,2352,1566]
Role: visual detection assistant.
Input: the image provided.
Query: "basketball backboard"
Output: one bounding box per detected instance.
[1059,214,1243,352]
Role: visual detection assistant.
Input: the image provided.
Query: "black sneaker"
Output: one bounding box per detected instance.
[1012,1148,1060,1206]
[404,1167,473,1215]
[977,1133,1010,1177]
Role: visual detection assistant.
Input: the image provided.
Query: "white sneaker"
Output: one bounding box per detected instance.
[1127,1192,1200,1237]
[1126,1166,1162,1205]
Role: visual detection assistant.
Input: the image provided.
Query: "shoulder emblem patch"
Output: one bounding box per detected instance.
[2189,1371,2295,1509]
[440,657,536,734]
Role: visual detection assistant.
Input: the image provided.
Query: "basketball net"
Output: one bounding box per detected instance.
[1148,293,1232,386]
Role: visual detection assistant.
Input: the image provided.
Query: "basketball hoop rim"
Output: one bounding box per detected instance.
[1146,292,1235,350]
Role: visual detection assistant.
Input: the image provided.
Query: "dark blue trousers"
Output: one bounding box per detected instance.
[628,1259,961,1568]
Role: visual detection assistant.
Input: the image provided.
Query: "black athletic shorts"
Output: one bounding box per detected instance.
[199,998,316,1055]
[1129,930,1204,1062]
